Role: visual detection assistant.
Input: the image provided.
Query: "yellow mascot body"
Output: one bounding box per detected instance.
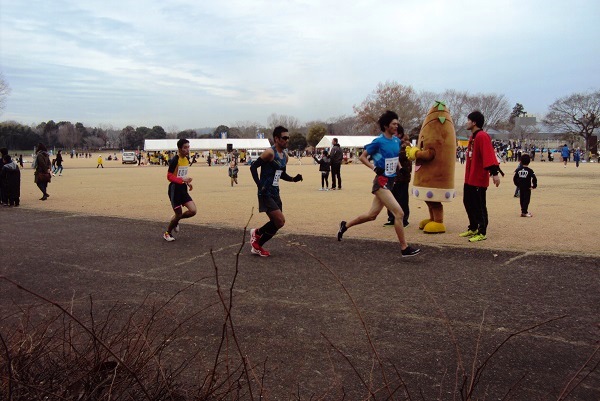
[406,101,457,233]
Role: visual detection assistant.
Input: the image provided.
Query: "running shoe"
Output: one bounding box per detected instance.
[468,233,487,242]
[174,224,180,233]
[458,229,478,237]
[250,243,270,257]
[250,228,261,245]
[401,246,421,257]
[337,221,347,241]
[163,232,175,242]
[520,212,533,217]
[383,221,394,227]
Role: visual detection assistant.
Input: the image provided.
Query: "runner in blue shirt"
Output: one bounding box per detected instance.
[337,110,421,257]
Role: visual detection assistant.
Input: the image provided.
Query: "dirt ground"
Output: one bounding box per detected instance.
[3,154,599,400]
[18,154,600,257]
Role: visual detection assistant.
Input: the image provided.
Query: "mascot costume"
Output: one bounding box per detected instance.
[406,101,457,233]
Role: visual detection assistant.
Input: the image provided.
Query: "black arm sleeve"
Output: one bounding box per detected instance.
[485,165,500,176]
[280,168,294,182]
[250,158,264,186]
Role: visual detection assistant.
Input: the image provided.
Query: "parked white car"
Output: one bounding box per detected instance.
[122,152,137,164]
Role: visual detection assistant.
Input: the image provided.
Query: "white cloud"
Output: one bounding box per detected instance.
[1,0,599,128]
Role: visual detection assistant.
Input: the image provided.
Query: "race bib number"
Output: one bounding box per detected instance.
[272,170,282,186]
[177,166,188,178]
[384,157,399,176]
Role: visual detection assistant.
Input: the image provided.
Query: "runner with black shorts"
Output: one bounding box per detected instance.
[249,126,303,257]
[337,110,421,257]
[163,138,197,242]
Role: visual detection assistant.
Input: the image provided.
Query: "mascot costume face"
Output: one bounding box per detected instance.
[406,101,457,233]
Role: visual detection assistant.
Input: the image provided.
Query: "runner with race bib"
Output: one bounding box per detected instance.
[337,110,421,258]
[249,126,303,257]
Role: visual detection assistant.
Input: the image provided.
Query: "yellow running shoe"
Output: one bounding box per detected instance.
[469,233,487,242]
[459,229,478,237]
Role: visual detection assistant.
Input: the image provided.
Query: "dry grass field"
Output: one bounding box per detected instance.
[16,154,600,257]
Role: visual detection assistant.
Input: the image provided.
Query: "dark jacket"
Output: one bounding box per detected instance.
[313,155,331,172]
[330,144,343,164]
[513,165,537,189]
[1,160,21,199]
[395,143,412,184]
[34,151,51,184]
[35,151,51,173]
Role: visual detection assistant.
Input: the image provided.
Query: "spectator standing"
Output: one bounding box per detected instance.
[34,143,52,200]
[0,147,7,205]
[313,150,331,190]
[329,138,343,190]
[561,144,570,167]
[459,111,501,242]
[384,125,411,227]
[1,154,20,206]
[97,154,104,168]
[573,148,581,168]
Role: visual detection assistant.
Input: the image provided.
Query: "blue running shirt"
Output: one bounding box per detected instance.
[365,134,400,178]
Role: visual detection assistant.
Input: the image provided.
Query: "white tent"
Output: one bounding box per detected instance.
[315,135,377,149]
[144,138,271,152]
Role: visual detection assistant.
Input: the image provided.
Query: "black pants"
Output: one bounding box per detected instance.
[331,163,341,189]
[463,184,488,235]
[387,181,409,224]
[36,181,48,197]
[519,188,531,214]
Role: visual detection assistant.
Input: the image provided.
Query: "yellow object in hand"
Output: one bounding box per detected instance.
[406,145,419,161]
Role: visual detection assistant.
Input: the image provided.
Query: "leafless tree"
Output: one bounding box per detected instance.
[543,90,600,152]
[326,115,368,136]
[353,81,422,133]
[166,125,179,139]
[233,120,263,138]
[467,93,511,128]
[267,113,300,132]
[98,123,121,149]
[57,122,81,149]
[0,72,11,114]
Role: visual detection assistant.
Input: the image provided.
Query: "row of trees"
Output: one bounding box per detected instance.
[0,75,598,152]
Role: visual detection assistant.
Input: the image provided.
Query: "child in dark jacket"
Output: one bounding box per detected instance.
[228,160,239,186]
[513,154,537,217]
[1,154,21,206]
[313,150,331,190]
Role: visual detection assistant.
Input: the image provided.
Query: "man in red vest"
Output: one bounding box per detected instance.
[459,111,501,242]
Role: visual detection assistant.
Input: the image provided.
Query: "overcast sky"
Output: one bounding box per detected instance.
[1,0,599,130]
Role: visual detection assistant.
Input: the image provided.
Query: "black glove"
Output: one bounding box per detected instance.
[293,174,303,182]
[374,166,385,176]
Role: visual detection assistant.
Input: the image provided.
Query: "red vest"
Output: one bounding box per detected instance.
[464,130,497,187]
